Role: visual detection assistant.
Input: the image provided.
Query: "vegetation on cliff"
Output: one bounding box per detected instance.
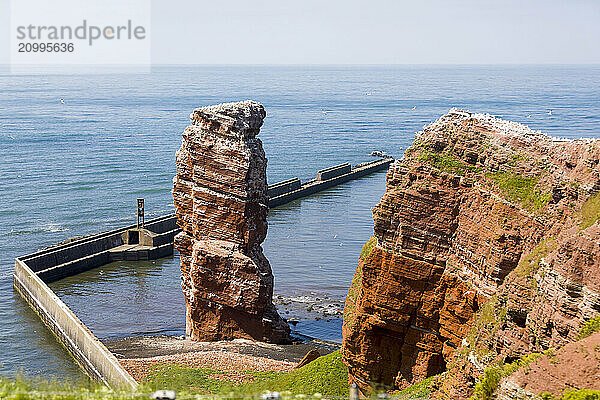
[580,192,600,230]
[513,237,556,278]
[486,171,551,212]
[418,149,477,176]
[471,352,543,400]
[395,375,438,399]
[343,237,373,329]
[541,389,600,400]
[577,315,600,340]
[0,351,349,399]
[144,350,348,397]
[360,236,377,260]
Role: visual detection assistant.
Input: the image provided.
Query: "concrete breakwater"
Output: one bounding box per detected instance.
[268,158,392,207]
[13,214,178,389]
[13,157,392,388]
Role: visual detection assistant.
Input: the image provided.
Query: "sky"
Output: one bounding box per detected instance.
[1,0,600,65]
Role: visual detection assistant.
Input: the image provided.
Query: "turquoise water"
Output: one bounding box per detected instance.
[1,65,599,381]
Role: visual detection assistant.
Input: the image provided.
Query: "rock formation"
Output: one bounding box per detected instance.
[342,109,600,396]
[172,100,290,344]
[496,330,600,399]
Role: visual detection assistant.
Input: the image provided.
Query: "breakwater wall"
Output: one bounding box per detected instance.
[13,157,393,388]
[13,215,178,390]
[14,258,138,389]
[268,158,393,207]
[28,215,178,283]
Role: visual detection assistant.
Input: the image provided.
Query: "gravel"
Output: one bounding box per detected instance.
[120,350,296,383]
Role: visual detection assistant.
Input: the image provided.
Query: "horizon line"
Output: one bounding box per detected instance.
[150,62,600,66]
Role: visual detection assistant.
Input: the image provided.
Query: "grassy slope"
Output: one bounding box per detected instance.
[486,171,551,212]
[0,351,348,399]
[142,350,349,397]
[580,192,600,230]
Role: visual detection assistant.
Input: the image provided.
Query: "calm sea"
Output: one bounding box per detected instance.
[0,65,599,381]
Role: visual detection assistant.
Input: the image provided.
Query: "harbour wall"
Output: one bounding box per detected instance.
[13,157,393,388]
[13,215,178,390]
[268,158,393,207]
[26,215,178,283]
[14,258,138,389]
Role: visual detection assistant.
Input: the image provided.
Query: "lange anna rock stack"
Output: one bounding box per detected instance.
[172,100,290,344]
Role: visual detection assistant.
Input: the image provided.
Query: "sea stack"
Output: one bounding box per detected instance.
[342,109,600,396]
[172,100,290,343]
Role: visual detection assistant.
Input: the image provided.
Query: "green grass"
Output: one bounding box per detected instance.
[418,151,477,176]
[396,375,437,399]
[0,374,140,400]
[542,389,600,399]
[580,192,600,230]
[143,350,349,397]
[142,365,233,394]
[514,238,556,278]
[578,315,600,340]
[0,351,348,399]
[471,352,543,400]
[486,171,551,212]
[232,350,348,397]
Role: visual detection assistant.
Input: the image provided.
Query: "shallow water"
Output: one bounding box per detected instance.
[1,65,599,381]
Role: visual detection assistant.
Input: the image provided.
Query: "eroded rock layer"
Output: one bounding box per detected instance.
[173,100,289,343]
[342,110,600,394]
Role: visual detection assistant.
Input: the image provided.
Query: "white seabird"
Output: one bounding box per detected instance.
[412,106,417,110]
[548,110,553,116]
[60,98,65,104]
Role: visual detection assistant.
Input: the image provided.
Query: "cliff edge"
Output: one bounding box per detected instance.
[342,109,600,397]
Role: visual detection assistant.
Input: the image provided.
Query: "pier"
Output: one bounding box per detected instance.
[13,157,393,389]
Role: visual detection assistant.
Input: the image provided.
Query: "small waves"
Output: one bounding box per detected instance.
[274,294,345,319]
[1,223,68,237]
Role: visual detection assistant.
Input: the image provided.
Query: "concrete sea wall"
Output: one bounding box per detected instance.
[13,215,179,390]
[14,258,138,389]
[26,215,178,283]
[268,158,393,207]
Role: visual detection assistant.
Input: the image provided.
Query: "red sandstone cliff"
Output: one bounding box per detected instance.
[342,110,600,396]
[172,100,290,344]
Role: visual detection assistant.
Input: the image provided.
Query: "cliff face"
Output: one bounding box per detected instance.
[172,100,290,344]
[496,330,600,399]
[342,110,600,394]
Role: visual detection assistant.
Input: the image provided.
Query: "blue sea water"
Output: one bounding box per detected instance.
[0,65,599,381]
